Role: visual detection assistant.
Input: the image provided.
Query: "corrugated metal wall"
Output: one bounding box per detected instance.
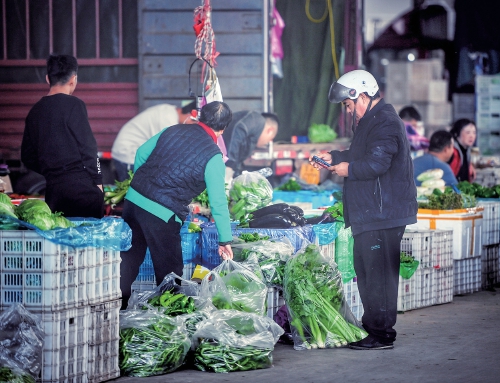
[138,0,271,112]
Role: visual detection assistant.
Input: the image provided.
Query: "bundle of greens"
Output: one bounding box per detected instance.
[456,181,500,199]
[104,170,133,205]
[192,310,283,373]
[283,244,367,350]
[201,260,268,316]
[238,232,270,242]
[233,238,295,288]
[15,199,74,230]
[144,289,196,316]
[276,177,301,191]
[399,251,419,279]
[0,367,35,383]
[119,310,191,377]
[418,186,476,210]
[308,123,338,143]
[229,171,273,226]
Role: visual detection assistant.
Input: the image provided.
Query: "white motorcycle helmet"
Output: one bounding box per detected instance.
[328,70,379,103]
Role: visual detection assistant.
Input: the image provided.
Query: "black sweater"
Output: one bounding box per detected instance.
[22,94,102,184]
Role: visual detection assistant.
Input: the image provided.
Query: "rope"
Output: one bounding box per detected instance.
[194,0,217,66]
[305,0,340,80]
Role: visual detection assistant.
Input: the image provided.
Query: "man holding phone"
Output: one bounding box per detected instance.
[310,70,418,350]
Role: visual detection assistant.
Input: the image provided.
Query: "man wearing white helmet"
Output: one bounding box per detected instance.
[310,70,418,350]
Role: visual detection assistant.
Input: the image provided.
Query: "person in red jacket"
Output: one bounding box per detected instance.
[448,118,477,182]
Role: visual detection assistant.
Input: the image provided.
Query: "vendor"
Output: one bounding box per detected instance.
[111,101,197,181]
[413,130,458,186]
[448,118,477,182]
[119,101,234,309]
[222,111,279,183]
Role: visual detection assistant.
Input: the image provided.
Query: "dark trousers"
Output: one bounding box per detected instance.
[120,200,183,309]
[353,226,405,344]
[45,176,104,218]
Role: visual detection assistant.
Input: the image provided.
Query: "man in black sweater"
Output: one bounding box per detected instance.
[21,54,104,218]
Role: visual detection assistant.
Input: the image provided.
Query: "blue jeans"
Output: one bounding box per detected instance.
[113,159,134,182]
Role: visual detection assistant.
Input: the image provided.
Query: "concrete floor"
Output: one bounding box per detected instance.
[111,289,500,383]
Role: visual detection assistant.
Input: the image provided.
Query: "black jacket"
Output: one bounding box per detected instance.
[330,99,417,235]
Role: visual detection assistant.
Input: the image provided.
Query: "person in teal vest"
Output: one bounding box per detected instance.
[120,101,234,309]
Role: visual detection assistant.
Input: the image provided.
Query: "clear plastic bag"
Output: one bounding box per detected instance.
[119,309,191,377]
[229,171,273,224]
[283,244,367,350]
[0,303,45,380]
[232,238,295,288]
[191,309,284,372]
[200,259,268,316]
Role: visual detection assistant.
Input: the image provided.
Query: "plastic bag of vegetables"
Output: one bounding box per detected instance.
[229,171,273,225]
[191,309,284,372]
[119,309,191,377]
[200,259,268,316]
[283,244,367,350]
[232,237,295,288]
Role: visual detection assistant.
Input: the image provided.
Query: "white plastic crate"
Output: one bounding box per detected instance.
[476,200,500,246]
[343,277,363,321]
[431,229,454,269]
[453,256,481,295]
[398,267,435,311]
[266,287,284,319]
[36,306,90,383]
[401,230,433,268]
[398,273,419,312]
[408,209,483,259]
[131,280,156,293]
[88,299,121,383]
[434,267,454,305]
[417,267,436,307]
[86,248,121,305]
[481,244,500,290]
[319,241,335,261]
[0,230,91,311]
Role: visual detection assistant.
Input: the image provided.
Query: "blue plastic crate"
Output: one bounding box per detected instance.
[136,249,155,282]
[200,222,315,270]
[272,190,337,209]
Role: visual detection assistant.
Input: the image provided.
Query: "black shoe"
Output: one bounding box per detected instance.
[348,335,394,350]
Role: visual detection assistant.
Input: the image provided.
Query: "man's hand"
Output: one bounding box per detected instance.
[309,153,333,171]
[332,162,349,177]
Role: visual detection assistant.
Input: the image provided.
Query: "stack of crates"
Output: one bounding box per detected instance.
[407,208,483,296]
[397,229,453,312]
[0,230,121,383]
[477,199,500,290]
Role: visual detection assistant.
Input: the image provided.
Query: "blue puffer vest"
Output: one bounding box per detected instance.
[131,124,221,221]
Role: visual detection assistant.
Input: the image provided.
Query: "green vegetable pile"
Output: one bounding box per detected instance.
[187,222,201,233]
[0,367,35,383]
[324,201,344,219]
[308,123,338,143]
[276,177,301,191]
[238,232,270,242]
[145,290,196,316]
[418,187,476,210]
[104,170,133,205]
[283,244,367,349]
[229,172,273,226]
[16,199,74,230]
[399,251,419,279]
[192,188,210,208]
[119,313,191,377]
[193,340,273,372]
[456,181,500,199]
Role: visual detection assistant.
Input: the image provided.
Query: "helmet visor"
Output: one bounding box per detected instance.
[328,82,354,103]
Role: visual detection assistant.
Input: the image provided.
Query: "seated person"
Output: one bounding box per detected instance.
[413,130,458,186]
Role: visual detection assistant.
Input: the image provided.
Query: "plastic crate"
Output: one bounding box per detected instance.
[434,267,454,305]
[135,249,154,282]
[453,256,481,295]
[201,223,314,270]
[266,287,284,319]
[86,248,121,305]
[88,299,121,383]
[131,280,156,293]
[343,277,363,321]
[481,244,499,290]
[0,230,95,311]
[431,229,454,269]
[476,200,500,246]
[37,306,90,383]
[272,190,337,209]
[417,267,436,308]
[401,230,433,268]
[408,209,483,260]
[398,273,419,312]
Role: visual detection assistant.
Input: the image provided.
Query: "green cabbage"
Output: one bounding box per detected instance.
[308,123,338,143]
[51,213,75,229]
[0,193,17,218]
[16,199,74,230]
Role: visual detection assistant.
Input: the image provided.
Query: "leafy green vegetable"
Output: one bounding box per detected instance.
[0,367,35,383]
[187,222,201,233]
[192,188,210,207]
[308,123,338,143]
[15,199,75,230]
[456,181,500,199]
[145,290,196,316]
[418,187,475,210]
[283,244,367,349]
[104,170,133,205]
[238,233,270,242]
[324,201,343,219]
[276,177,302,191]
[0,193,17,218]
[229,174,273,226]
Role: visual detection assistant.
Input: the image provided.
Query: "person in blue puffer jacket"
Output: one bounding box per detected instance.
[310,70,418,350]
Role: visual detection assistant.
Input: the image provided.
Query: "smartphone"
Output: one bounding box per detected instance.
[312,155,332,169]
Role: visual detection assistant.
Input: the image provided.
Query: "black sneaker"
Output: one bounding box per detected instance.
[348,335,394,350]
